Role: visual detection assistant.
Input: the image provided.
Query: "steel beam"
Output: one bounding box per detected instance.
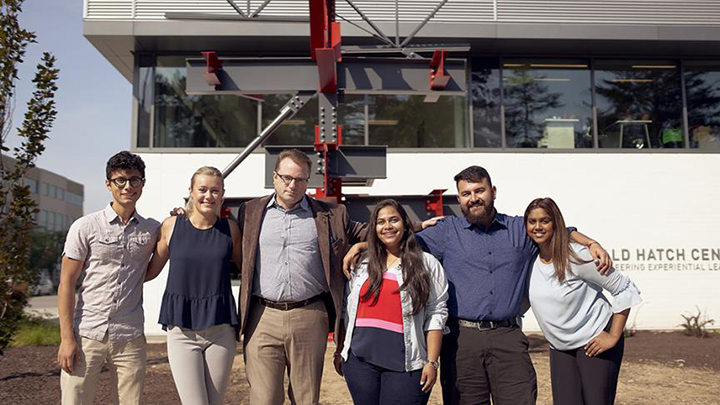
[186,57,467,96]
[263,145,386,189]
[221,91,315,178]
[224,0,248,18]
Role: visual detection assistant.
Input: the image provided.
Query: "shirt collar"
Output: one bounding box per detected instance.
[103,203,140,224]
[267,194,311,213]
[462,210,507,230]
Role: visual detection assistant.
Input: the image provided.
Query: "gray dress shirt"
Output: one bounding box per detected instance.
[253,195,328,302]
[63,204,160,341]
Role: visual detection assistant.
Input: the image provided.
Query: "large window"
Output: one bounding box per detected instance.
[685,61,720,150]
[138,54,470,150]
[154,56,258,147]
[261,94,317,146]
[595,60,683,149]
[136,54,720,152]
[503,59,592,149]
[136,55,153,148]
[471,57,501,147]
[368,95,469,148]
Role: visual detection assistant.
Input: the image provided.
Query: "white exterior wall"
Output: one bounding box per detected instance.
[138,152,720,335]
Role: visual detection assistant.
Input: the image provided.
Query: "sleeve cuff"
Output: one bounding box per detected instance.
[611,279,643,313]
[424,314,448,333]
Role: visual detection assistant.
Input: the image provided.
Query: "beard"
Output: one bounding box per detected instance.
[461,199,495,226]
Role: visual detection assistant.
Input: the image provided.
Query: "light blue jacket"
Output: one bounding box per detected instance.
[340,252,449,372]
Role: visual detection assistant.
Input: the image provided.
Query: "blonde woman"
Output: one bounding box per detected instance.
[145,166,242,405]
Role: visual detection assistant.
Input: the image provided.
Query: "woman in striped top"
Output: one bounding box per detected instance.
[334,199,449,405]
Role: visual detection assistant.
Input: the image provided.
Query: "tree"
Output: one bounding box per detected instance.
[504,68,562,147]
[0,0,59,354]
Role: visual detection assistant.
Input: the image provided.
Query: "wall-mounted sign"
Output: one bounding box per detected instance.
[611,248,720,271]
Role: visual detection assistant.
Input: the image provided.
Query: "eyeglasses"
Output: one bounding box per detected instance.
[274,172,309,185]
[108,176,145,188]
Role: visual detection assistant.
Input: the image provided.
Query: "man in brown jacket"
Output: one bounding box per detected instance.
[236,148,367,405]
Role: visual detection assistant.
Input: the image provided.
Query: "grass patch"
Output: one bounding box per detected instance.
[10,316,60,347]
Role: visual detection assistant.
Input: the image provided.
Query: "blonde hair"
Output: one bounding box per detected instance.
[185,166,224,216]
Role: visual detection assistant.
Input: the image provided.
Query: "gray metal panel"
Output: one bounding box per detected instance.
[222,193,460,223]
[344,194,461,223]
[340,57,466,95]
[186,58,319,94]
[263,145,387,189]
[185,57,467,96]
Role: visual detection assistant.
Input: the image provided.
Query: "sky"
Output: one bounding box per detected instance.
[6,0,130,214]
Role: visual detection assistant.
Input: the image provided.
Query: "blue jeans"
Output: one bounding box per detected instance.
[343,351,431,405]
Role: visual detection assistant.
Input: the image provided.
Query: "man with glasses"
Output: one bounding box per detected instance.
[236,148,367,404]
[57,151,160,404]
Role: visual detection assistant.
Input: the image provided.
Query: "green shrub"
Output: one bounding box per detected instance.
[9,316,60,347]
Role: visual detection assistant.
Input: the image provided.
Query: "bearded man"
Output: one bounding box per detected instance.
[413,166,612,405]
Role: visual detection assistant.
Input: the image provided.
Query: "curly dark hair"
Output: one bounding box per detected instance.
[106,151,146,179]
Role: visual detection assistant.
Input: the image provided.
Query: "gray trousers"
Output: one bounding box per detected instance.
[166,324,237,405]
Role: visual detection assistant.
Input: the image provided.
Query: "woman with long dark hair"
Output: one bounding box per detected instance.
[524,197,642,405]
[333,199,448,404]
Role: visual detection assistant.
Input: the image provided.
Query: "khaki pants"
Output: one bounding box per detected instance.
[61,334,147,405]
[243,299,329,405]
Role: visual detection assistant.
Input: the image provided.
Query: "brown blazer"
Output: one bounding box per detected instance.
[236,195,367,341]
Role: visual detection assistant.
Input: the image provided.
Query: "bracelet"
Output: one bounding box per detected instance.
[333,352,342,358]
[586,241,598,248]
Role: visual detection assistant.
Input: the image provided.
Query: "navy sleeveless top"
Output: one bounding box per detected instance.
[158,214,239,330]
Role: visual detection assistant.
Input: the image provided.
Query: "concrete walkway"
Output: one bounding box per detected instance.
[25,294,167,343]
[26,295,59,319]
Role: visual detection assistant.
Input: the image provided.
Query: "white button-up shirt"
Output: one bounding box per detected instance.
[63,204,160,341]
[341,252,449,372]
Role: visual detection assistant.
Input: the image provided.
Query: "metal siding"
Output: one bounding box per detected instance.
[86,0,133,19]
[497,1,720,24]
[85,0,720,24]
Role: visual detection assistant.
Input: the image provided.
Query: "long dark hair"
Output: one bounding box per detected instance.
[523,197,590,283]
[361,199,430,315]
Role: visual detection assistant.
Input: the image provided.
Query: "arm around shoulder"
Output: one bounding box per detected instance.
[422,253,449,333]
[573,245,642,313]
[228,219,243,270]
[341,204,368,244]
[145,216,175,282]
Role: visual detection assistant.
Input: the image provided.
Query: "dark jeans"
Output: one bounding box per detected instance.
[343,351,431,405]
[549,334,624,405]
[440,319,537,405]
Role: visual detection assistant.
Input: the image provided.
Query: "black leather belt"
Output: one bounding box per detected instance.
[252,294,324,311]
[457,318,518,331]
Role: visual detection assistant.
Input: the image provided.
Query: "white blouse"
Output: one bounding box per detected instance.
[528,243,642,351]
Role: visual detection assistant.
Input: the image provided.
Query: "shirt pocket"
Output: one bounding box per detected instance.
[94,235,122,263]
[493,246,528,274]
[128,232,154,259]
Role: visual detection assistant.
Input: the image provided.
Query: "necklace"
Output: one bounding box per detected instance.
[386,255,400,270]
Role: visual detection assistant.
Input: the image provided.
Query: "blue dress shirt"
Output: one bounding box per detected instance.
[416,212,539,322]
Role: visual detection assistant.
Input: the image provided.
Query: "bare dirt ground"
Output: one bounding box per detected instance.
[1,331,718,404]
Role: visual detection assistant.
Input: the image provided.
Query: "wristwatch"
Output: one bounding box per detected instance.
[427,360,439,370]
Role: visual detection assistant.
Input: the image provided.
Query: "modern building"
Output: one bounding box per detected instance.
[83,0,720,335]
[1,155,84,232]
